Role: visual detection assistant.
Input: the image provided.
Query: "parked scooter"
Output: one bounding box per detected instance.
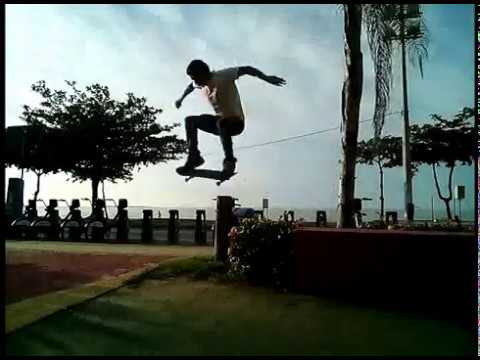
[9,199,39,239]
[82,198,108,242]
[59,199,83,241]
[105,198,129,242]
[30,199,61,240]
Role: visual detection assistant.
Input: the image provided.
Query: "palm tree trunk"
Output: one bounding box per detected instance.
[400,5,413,222]
[337,4,363,228]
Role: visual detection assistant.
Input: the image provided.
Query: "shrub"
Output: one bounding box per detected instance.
[227,218,297,289]
[362,219,473,232]
[387,220,473,232]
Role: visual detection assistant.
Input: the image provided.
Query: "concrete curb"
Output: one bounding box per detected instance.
[5,255,194,334]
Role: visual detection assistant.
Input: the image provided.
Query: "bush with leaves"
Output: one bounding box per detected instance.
[227,218,297,289]
[387,220,473,233]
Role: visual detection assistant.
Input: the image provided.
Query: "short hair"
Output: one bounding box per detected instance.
[186,59,210,76]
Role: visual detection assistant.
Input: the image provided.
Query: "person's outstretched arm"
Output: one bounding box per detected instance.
[238,66,286,86]
[175,83,196,109]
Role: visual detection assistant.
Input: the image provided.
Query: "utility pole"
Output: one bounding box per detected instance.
[385,4,424,223]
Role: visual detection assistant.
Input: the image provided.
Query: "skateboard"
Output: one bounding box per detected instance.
[176,168,237,186]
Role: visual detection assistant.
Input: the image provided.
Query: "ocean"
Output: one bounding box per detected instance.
[35,205,474,223]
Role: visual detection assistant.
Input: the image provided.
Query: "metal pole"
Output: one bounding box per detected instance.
[459,199,462,220]
[431,196,434,222]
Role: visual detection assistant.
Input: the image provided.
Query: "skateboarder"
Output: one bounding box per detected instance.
[175,59,286,174]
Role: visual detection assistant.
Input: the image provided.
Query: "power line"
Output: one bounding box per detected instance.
[203,111,402,156]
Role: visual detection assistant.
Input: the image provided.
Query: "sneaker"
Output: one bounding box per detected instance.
[177,153,205,173]
[222,158,237,174]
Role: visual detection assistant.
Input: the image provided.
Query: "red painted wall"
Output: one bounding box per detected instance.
[293,228,475,325]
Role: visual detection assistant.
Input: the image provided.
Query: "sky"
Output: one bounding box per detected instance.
[5,4,475,217]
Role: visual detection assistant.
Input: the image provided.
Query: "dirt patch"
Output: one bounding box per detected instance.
[6,250,174,305]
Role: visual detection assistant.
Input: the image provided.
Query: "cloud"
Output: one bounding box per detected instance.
[140,4,185,24]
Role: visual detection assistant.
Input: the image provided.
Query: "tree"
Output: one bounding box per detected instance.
[337,5,429,228]
[337,4,363,228]
[410,107,474,220]
[338,5,394,228]
[5,124,65,203]
[20,80,187,204]
[356,136,403,221]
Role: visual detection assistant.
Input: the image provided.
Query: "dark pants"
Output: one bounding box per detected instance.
[185,114,244,161]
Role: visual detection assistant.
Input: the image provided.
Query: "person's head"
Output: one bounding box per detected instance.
[186,59,211,86]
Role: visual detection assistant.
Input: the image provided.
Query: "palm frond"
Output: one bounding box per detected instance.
[363,5,394,138]
[406,15,429,78]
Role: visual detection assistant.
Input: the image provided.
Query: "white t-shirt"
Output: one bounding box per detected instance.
[199,67,245,121]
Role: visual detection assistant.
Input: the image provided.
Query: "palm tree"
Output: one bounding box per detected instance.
[337,4,364,228]
[337,4,428,228]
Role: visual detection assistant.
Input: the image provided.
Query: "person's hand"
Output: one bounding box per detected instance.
[265,75,286,86]
[174,99,182,109]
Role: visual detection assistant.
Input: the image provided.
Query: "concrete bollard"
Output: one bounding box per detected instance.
[215,196,235,262]
[49,208,60,241]
[142,209,153,243]
[195,209,207,245]
[168,209,180,244]
[116,199,129,242]
[316,211,327,227]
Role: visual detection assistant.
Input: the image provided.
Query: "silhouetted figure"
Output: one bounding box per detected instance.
[175,59,286,174]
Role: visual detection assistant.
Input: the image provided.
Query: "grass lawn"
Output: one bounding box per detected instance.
[5,257,474,356]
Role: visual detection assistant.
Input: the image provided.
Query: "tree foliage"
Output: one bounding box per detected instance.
[357,135,404,221]
[18,80,187,202]
[5,124,67,202]
[410,107,474,220]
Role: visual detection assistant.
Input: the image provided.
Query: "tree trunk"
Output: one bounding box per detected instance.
[378,161,384,222]
[33,171,42,203]
[445,165,455,220]
[337,4,363,229]
[91,178,100,208]
[431,163,454,220]
[400,5,413,222]
[101,180,108,219]
[442,198,453,221]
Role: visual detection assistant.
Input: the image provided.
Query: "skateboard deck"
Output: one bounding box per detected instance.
[176,168,237,186]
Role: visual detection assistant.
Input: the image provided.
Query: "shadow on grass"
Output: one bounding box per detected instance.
[6,255,475,356]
